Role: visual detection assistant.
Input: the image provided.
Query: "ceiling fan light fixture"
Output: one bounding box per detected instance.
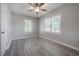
[28,3,47,14]
[34,7,40,13]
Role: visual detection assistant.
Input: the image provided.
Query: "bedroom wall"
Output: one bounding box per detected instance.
[39,4,79,50]
[12,13,38,40]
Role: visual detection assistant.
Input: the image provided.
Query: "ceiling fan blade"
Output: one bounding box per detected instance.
[27,9,33,11]
[34,3,39,7]
[40,9,47,11]
[39,3,45,7]
[28,3,34,7]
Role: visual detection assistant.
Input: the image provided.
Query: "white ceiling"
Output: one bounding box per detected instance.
[8,3,64,18]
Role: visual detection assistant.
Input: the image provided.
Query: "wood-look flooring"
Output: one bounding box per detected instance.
[4,37,79,56]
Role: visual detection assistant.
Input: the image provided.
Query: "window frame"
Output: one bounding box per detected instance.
[43,14,61,34]
[44,17,51,32]
[24,19,32,33]
[51,14,61,34]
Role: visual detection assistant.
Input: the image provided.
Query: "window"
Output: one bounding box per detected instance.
[43,14,61,33]
[44,18,51,32]
[24,20,32,32]
[51,15,61,33]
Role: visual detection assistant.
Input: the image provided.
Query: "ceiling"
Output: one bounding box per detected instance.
[8,3,64,18]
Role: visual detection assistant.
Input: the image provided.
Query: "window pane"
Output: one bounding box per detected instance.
[24,20,32,32]
[52,15,61,32]
[44,18,51,32]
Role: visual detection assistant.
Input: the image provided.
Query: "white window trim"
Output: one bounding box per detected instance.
[43,14,62,34]
[51,14,61,34]
[24,19,32,33]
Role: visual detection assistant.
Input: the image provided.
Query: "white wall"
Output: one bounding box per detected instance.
[1,3,12,55]
[39,4,79,50]
[62,4,79,48]
[12,13,38,40]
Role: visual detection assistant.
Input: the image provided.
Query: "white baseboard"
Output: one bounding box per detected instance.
[39,35,79,52]
[6,40,12,50]
[1,49,6,56]
[1,40,12,56]
[12,35,38,40]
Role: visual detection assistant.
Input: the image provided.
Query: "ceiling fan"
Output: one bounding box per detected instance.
[28,3,47,14]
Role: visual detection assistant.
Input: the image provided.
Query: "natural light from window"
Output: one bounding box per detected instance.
[43,14,61,33]
[51,15,61,33]
[44,18,51,32]
[24,20,32,32]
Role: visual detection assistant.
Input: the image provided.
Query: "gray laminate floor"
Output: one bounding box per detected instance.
[4,37,79,56]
